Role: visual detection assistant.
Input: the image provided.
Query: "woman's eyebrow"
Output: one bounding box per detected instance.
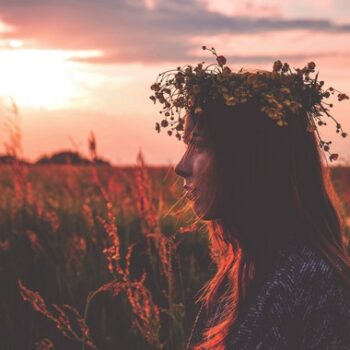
[183,132,202,143]
[185,131,201,139]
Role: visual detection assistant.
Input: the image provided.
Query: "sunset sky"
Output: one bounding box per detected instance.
[0,0,350,165]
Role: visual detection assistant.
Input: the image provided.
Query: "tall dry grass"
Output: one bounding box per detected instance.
[0,108,211,349]
[0,101,349,349]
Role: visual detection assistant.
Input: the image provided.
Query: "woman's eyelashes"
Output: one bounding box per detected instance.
[188,139,206,150]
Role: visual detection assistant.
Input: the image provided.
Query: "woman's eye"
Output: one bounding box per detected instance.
[190,141,206,149]
[184,136,207,151]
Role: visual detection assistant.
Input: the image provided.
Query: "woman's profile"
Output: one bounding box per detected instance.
[150,46,350,349]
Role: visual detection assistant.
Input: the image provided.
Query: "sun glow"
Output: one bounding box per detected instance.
[0,48,104,110]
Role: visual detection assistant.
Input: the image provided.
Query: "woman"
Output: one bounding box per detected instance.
[150,47,350,349]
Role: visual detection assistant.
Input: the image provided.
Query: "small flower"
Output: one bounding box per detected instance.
[273,60,283,72]
[184,66,193,75]
[329,153,339,162]
[194,63,203,73]
[282,63,290,73]
[175,72,185,83]
[160,119,168,127]
[150,83,161,91]
[155,123,160,132]
[224,96,238,106]
[216,55,227,66]
[176,123,184,131]
[280,87,291,95]
[155,92,165,103]
[307,61,316,70]
[276,119,288,127]
[202,45,207,50]
[173,96,185,107]
[194,106,203,114]
[338,93,349,101]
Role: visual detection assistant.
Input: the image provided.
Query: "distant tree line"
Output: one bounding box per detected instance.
[0,151,111,165]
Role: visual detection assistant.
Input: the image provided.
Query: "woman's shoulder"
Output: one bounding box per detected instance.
[275,240,349,281]
[247,240,350,326]
[271,240,350,321]
[227,242,350,349]
[272,241,350,295]
[275,242,350,349]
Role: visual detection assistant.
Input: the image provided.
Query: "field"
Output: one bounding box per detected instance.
[0,154,350,350]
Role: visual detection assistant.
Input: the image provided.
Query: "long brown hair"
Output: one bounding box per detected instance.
[183,94,350,350]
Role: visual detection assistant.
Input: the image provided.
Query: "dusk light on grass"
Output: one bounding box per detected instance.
[1,1,350,349]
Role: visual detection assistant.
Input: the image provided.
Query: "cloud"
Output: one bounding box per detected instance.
[200,0,283,18]
[0,0,349,64]
[187,29,350,66]
[0,18,16,33]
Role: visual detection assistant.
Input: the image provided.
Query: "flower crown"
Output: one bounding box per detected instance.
[149,46,349,162]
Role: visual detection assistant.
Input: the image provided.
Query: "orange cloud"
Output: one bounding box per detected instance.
[0,0,349,65]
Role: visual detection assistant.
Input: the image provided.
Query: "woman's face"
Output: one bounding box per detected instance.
[174,116,219,220]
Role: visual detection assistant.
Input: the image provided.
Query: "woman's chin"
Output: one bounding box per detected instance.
[193,201,217,221]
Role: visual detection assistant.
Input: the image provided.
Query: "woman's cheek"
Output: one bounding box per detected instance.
[193,151,212,177]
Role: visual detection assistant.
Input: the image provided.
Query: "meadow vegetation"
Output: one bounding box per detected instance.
[0,101,349,349]
[0,147,214,350]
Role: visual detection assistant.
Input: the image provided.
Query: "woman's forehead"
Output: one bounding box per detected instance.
[184,114,204,138]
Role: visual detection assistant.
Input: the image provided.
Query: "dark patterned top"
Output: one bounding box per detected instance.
[186,241,350,350]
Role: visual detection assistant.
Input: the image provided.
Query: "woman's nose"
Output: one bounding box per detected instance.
[175,155,191,178]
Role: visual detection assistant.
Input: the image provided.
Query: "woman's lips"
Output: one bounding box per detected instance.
[185,188,196,200]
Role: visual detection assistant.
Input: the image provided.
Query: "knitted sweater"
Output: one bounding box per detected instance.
[186,241,350,349]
